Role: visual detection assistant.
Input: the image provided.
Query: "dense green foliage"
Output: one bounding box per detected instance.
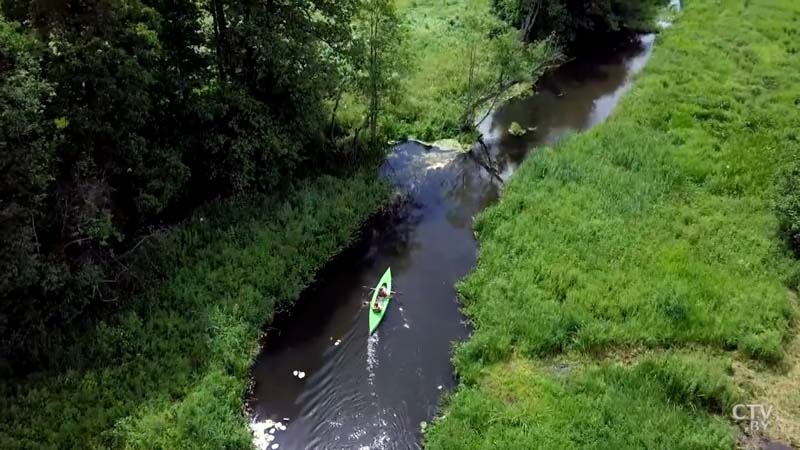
[428,0,800,446]
[0,16,56,364]
[356,0,408,145]
[0,174,389,449]
[492,0,666,49]
[0,0,385,366]
[345,0,562,141]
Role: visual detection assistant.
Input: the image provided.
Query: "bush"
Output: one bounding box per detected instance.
[492,0,668,50]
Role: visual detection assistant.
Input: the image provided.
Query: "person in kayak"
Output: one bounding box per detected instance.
[372,285,390,312]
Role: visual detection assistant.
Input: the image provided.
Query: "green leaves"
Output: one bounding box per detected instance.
[493,0,668,49]
[0,0,374,365]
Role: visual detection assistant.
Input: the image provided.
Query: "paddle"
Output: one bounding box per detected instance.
[362,286,402,296]
[362,286,403,313]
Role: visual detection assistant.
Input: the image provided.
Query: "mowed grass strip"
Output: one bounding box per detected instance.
[428,0,800,447]
[0,174,389,449]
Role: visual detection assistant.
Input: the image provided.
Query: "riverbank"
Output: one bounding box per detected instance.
[427,0,800,448]
[0,174,390,449]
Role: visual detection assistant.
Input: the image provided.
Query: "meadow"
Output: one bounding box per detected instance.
[426,0,800,447]
[0,174,389,449]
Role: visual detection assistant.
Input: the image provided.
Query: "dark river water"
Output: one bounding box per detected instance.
[247,34,656,450]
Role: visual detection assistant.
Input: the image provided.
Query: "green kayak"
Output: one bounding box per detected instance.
[369,268,392,334]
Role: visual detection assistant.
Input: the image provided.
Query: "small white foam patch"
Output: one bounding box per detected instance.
[250,418,287,450]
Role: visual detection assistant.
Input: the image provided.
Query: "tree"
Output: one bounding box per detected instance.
[0,15,56,362]
[0,0,369,367]
[492,0,666,49]
[458,23,562,131]
[355,0,406,146]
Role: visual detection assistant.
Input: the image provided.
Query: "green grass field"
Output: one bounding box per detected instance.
[426,0,800,447]
[0,174,389,449]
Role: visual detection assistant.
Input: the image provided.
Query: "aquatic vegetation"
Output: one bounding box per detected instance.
[508,121,526,136]
[427,0,800,447]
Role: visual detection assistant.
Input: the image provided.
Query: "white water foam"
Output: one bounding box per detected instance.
[250,418,287,450]
[366,332,379,386]
[354,417,392,450]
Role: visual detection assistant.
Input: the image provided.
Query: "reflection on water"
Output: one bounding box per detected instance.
[247,34,655,450]
[475,34,655,181]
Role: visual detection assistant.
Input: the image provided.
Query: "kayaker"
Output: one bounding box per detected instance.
[372,285,389,312]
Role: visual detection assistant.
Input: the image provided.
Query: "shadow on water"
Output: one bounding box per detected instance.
[247,34,655,450]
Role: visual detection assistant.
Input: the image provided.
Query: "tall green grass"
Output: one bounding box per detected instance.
[0,174,390,449]
[429,0,800,447]
[428,353,739,450]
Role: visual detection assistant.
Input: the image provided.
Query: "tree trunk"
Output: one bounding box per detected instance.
[329,86,343,140]
[210,0,230,81]
[520,0,542,41]
[464,40,478,127]
[368,6,381,145]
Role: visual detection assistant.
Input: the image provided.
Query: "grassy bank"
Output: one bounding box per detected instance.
[0,174,390,449]
[428,0,800,447]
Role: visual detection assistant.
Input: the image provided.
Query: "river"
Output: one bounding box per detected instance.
[247,33,656,450]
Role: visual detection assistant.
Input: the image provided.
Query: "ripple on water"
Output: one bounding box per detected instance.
[367,332,379,386]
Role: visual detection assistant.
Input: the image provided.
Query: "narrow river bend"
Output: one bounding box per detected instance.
[247,34,656,450]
